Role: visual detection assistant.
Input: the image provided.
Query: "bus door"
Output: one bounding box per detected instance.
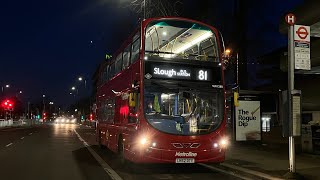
[105,97,118,152]
[121,91,140,145]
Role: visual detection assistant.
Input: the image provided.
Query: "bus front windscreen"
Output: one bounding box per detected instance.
[144,80,224,135]
[145,19,219,62]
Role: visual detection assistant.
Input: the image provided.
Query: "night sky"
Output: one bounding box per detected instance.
[0,0,305,108]
[0,0,138,107]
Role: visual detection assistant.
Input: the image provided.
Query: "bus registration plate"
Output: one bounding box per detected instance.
[175,158,195,163]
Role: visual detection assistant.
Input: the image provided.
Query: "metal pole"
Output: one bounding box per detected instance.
[28,102,30,118]
[236,53,239,87]
[144,0,146,19]
[288,25,296,173]
[28,102,31,125]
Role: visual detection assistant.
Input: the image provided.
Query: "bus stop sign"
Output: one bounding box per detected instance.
[285,13,296,26]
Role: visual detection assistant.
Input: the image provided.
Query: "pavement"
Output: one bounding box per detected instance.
[221,141,320,180]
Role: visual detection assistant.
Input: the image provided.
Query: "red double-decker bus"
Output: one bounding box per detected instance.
[96,17,228,164]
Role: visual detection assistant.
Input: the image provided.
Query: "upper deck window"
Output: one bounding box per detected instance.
[131,32,141,63]
[145,20,219,62]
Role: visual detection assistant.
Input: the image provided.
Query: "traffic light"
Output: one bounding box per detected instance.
[43,112,46,120]
[90,114,93,121]
[1,99,14,110]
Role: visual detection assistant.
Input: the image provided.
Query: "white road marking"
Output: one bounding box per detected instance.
[221,163,284,180]
[21,137,25,140]
[5,143,13,147]
[199,163,252,180]
[29,133,32,135]
[74,129,123,180]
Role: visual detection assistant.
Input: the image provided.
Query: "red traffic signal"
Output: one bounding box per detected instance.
[90,114,93,121]
[1,99,14,110]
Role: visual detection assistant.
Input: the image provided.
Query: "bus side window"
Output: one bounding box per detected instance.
[128,92,140,123]
[107,99,115,123]
[104,65,108,81]
[115,53,122,74]
[114,97,121,124]
[131,32,140,63]
[104,99,108,121]
[122,45,131,69]
[108,63,115,79]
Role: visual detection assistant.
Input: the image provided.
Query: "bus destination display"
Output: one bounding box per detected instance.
[145,62,214,82]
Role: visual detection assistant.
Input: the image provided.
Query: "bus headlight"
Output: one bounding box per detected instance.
[137,134,156,149]
[140,137,148,146]
[219,138,228,148]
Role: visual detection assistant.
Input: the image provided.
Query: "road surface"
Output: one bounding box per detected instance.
[0,124,244,180]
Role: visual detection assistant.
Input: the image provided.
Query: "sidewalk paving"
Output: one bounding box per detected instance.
[223,142,320,179]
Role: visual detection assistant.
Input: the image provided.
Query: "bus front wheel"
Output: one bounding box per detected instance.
[118,136,127,165]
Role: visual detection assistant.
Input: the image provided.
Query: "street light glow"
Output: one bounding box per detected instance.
[43,94,46,98]
[5,84,10,88]
[78,77,83,81]
[225,49,231,55]
[71,87,76,90]
[19,91,22,94]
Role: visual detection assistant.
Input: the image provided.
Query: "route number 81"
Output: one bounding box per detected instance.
[198,70,208,80]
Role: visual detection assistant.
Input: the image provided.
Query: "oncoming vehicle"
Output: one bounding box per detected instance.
[96,17,228,164]
[55,117,76,124]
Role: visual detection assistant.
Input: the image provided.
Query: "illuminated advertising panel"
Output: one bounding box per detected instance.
[235,100,261,141]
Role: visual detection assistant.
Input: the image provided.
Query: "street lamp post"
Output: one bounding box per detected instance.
[78,76,91,119]
[71,86,78,95]
[78,77,87,89]
[1,84,10,93]
[42,95,46,119]
[49,102,54,120]
[27,102,30,119]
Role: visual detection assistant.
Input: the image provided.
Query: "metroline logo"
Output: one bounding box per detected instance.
[175,152,197,157]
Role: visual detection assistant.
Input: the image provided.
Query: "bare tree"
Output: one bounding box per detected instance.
[125,0,183,19]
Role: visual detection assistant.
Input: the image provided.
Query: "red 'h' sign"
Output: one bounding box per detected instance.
[285,13,296,25]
